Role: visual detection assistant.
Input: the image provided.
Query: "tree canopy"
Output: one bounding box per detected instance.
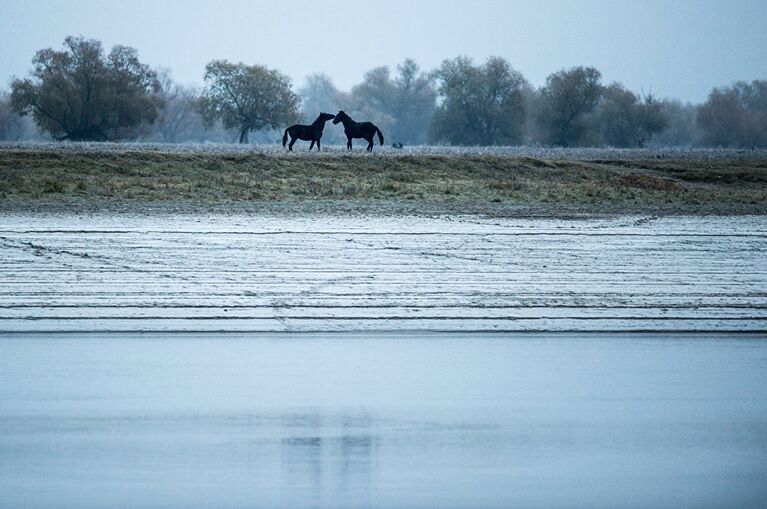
[10,36,162,141]
[535,66,603,146]
[429,56,528,145]
[596,83,667,147]
[2,38,764,148]
[697,80,767,148]
[298,74,349,144]
[351,59,436,145]
[0,92,30,140]
[198,60,299,143]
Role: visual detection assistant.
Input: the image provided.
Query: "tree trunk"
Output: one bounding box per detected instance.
[239,127,249,144]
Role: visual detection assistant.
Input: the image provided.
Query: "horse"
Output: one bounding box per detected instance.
[282,112,336,151]
[332,110,384,152]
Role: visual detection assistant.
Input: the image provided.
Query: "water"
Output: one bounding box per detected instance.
[1,333,766,508]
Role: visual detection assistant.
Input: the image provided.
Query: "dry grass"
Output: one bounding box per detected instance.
[1,148,766,213]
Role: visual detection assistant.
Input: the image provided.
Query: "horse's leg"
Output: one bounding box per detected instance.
[309,139,316,151]
[316,138,321,152]
[366,137,374,152]
[347,137,353,151]
[288,136,296,151]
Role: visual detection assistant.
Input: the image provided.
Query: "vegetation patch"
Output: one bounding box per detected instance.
[615,174,683,192]
[0,148,765,215]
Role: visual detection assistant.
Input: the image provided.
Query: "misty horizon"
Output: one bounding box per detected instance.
[2,0,766,103]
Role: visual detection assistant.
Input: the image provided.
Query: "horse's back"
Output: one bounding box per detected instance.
[290,123,323,141]
[350,121,378,136]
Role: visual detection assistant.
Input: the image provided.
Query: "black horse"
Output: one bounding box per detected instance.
[333,110,384,152]
[282,112,336,151]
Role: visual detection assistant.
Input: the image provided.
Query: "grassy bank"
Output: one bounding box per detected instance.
[1,147,766,215]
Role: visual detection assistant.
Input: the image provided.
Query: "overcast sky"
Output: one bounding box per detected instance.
[1,0,765,102]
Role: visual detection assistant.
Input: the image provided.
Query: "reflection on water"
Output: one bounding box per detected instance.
[0,333,766,508]
[280,412,376,503]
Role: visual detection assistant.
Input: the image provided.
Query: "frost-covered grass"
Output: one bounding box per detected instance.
[2,141,767,161]
[1,143,766,214]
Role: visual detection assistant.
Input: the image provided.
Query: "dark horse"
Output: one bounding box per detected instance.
[282,112,336,151]
[333,110,384,152]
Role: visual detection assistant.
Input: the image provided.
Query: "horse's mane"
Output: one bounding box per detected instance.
[334,110,352,125]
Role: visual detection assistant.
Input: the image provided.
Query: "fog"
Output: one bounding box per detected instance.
[1,0,766,103]
[2,1,766,146]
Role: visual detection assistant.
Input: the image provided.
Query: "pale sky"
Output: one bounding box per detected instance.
[1,0,765,103]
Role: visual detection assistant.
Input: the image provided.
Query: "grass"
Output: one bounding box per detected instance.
[1,148,766,214]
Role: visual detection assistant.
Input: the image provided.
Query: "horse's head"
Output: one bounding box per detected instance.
[333,110,347,124]
[320,112,335,123]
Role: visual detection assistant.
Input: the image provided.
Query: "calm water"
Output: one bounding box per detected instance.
[1,333,766,508]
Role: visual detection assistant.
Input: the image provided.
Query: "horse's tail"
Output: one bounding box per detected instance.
[375,126,384,146]
[282,128,289,147]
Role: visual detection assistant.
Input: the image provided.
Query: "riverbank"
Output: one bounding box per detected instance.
[1,145,766,216]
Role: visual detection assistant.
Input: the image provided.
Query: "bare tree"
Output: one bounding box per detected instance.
[390,59,437,145]
[647,99,699,147]
[351,59,436,145]
[298,74,349,144]
[137,71,208,142]
[0,92,27,140]
[697,80,767,148]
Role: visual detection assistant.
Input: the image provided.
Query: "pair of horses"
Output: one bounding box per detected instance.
[282,111,384,152]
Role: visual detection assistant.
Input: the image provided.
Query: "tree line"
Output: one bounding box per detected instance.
[2,36,766,148]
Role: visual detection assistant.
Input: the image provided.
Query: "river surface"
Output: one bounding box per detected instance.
[1,332,765,508]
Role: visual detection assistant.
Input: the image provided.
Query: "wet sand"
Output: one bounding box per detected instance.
[1,213,765,332]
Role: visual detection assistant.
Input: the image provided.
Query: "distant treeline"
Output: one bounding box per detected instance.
[1,36,766,148]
